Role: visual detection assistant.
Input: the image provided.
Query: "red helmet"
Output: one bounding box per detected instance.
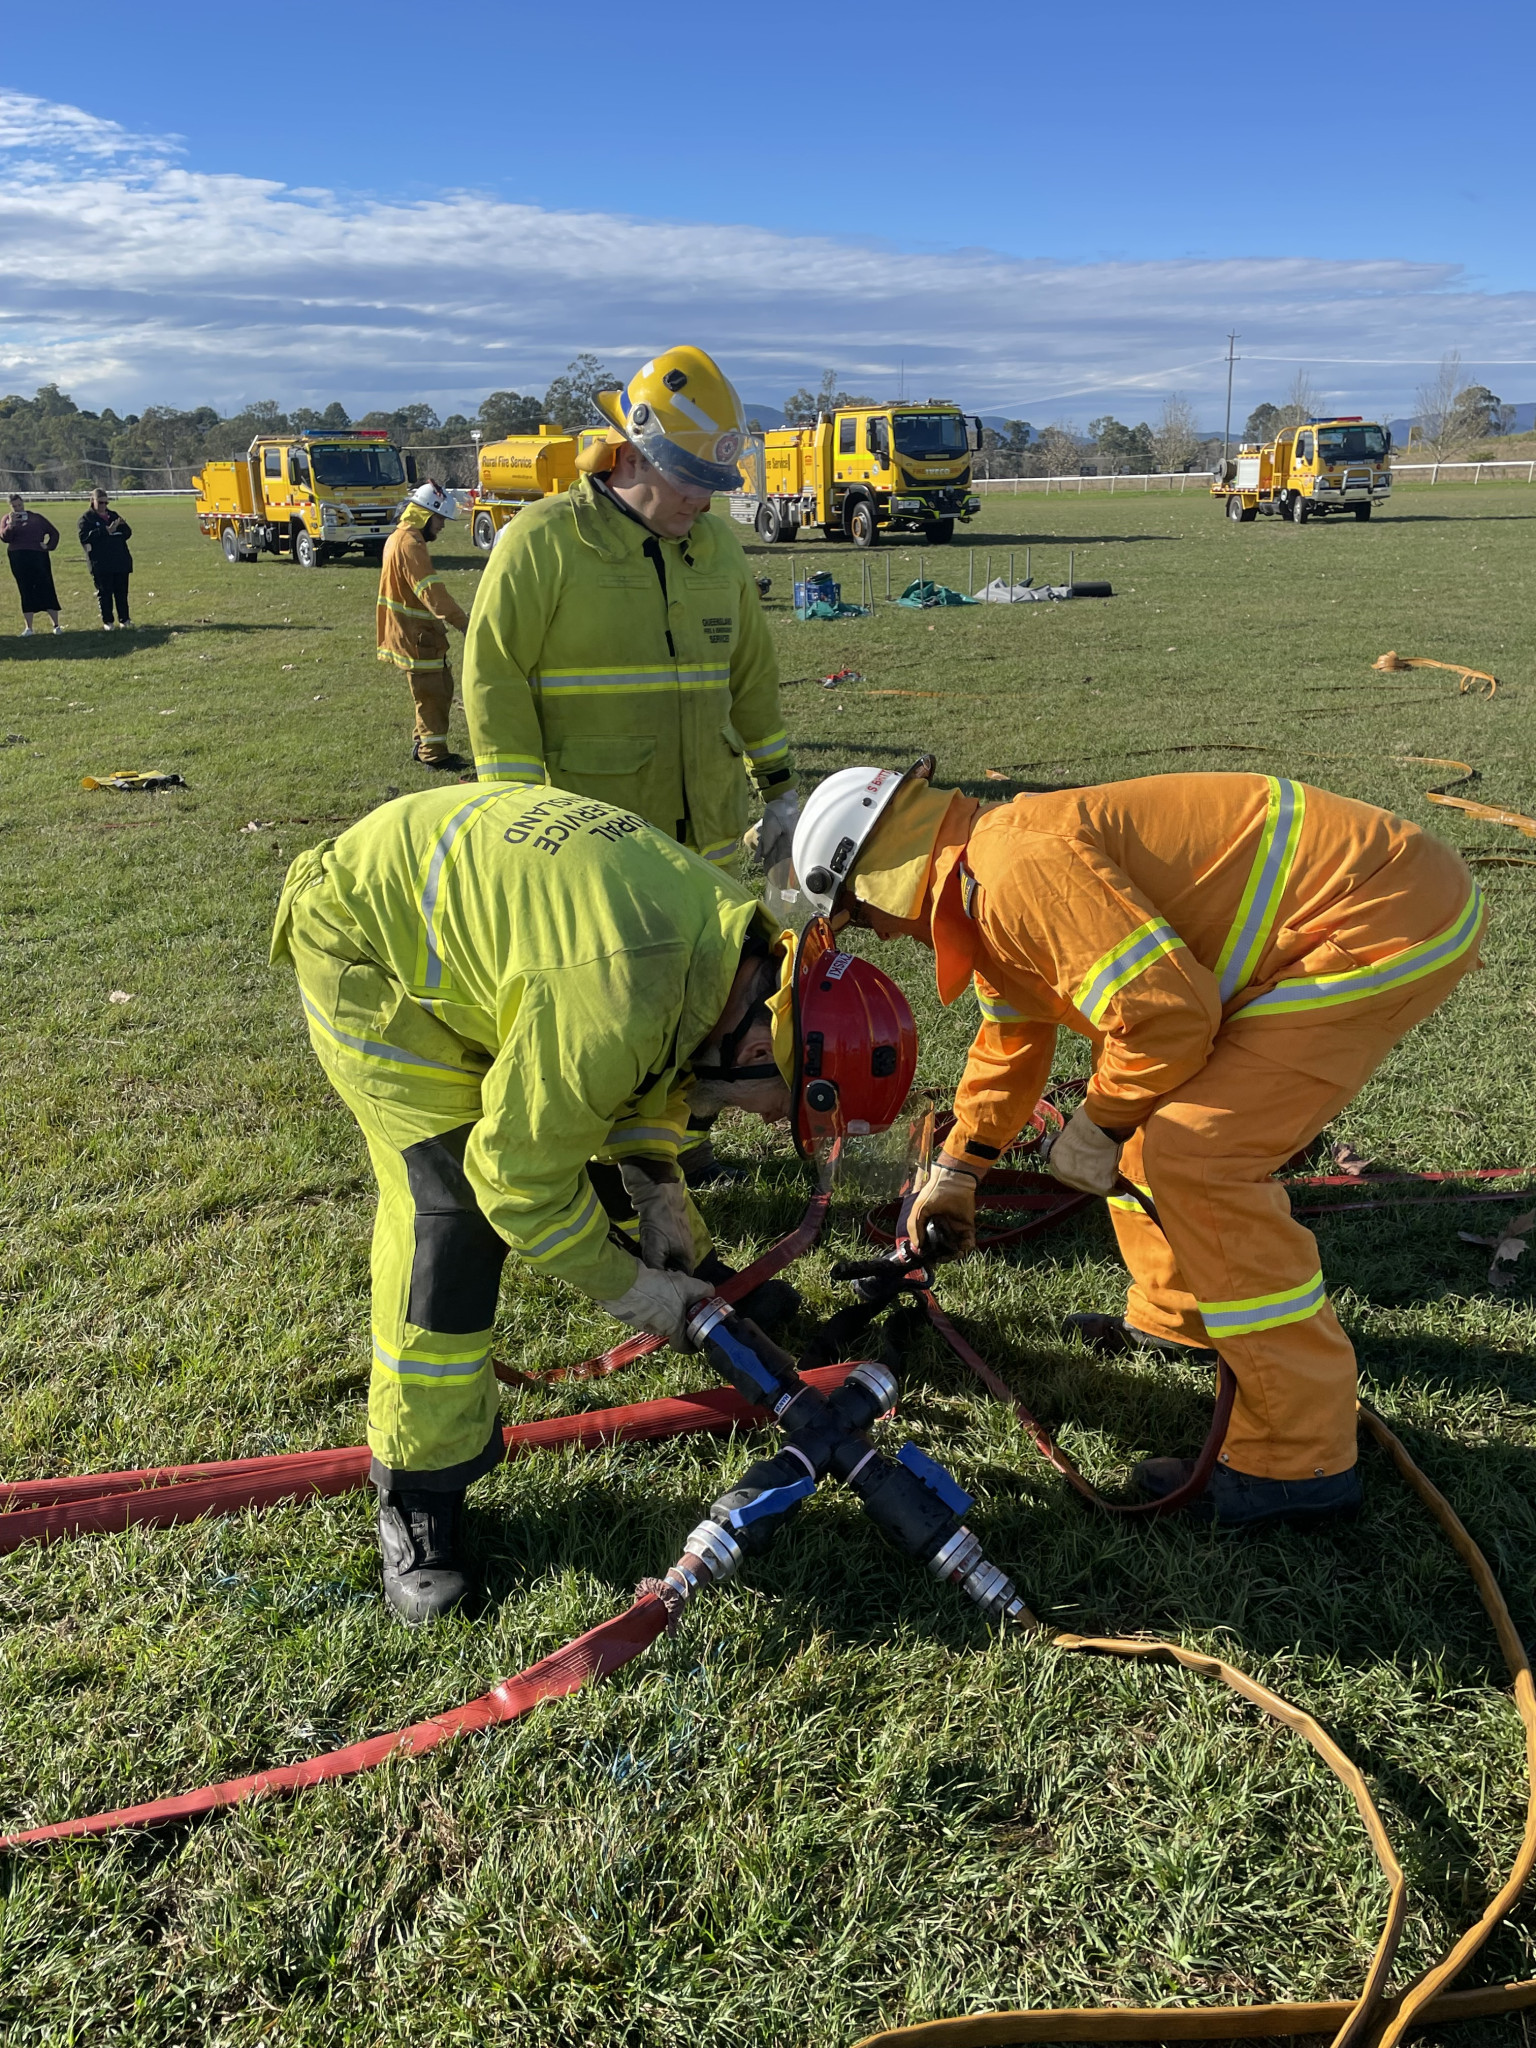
[785,917,918,1161]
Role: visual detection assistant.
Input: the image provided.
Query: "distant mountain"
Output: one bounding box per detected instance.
[743,403,787,428]
[1387,403,1535,441]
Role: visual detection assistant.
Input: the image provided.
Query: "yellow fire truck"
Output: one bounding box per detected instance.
[194,430,412,566]
[1212,417,1393,524]
[467,426,609,550]
[731,402,984,547]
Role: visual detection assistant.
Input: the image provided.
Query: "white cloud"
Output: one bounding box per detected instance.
[0,90,1531,420]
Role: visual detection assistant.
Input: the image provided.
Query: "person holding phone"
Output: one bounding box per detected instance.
[78,488,134,629]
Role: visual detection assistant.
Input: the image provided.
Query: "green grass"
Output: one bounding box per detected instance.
[3,487,1536,2045]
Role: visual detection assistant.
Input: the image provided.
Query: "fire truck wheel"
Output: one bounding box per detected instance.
[755,502,788,545]
[472,511,497,551]
[220,526,241,563]
[923,518,955,544]
[1288,493,1309,525]
[1225,494,1245,521]
[1354,504,1373,522]
[293,529,320,568]
[846,499,879,549]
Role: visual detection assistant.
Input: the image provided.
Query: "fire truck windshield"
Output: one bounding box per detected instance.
[1317,424,1388,463]
[893,412,969,460]
[311,443,407,488]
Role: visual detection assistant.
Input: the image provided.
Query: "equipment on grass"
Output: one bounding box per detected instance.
[593,345,748,494]
[80,769,187,792]
[896,577,975,607]
[654,1298,1027,1626]
[791,756,935,917]
[1212,414,1392,522]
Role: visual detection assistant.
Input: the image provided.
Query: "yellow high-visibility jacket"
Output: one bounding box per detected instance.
[271,783,763,1302]
[376,517,469,673]
[930,775,1481,1164]
[461,477,791,868]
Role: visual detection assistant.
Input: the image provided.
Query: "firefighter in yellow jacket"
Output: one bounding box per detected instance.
[377,481,470,770]
[792,762,1485,1530]
[461,347,797,873]
[271,783,810,1623]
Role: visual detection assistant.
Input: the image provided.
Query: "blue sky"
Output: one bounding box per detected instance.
[0,0,1531,424]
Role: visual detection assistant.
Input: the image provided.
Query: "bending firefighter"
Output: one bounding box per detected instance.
[793,763,1485,1529]
[377,481,470,769]
[272,783,906,1622]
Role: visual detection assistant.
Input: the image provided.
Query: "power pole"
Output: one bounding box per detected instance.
[1222,331,1241,461]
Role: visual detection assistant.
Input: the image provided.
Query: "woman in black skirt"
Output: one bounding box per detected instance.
[0,493,62,634]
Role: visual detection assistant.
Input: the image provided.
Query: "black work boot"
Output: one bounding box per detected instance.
[1064,1312,1219,1366]
[376,1486,471,1623]
[1133,1456,1363,1531]
[695,1251,801,1337]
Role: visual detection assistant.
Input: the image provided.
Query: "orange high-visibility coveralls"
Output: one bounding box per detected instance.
[932,775,1484,1480]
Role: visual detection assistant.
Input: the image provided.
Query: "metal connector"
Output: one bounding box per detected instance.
[686,1296,734,1349]
[927,1526,1028,1623]
[844,1360,898,1413]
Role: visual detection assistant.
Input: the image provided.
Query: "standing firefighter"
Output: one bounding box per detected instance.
[793,763,1485,1529]
[462,346,797,872]
[271,784,900,1622]
[377,481,470,770]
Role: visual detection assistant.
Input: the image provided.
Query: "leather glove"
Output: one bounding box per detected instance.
[907,1158,978,1261]
[598,1265,715,1348]
[1046,1104,1125,1196]
[618,1159,696,1272]
[745,787,800,872]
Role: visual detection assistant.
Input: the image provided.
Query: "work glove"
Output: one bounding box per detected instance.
[745,788,800,872]
[599,1265,716,1348]
[618,1158,697,1272]
[906,1157,979,1262]
[1046,1104,1125,1197]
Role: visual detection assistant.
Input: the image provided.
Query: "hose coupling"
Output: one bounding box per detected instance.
[843,1359,898,1414]
[927,1526,1029,1624]
[686,1296,734,1349]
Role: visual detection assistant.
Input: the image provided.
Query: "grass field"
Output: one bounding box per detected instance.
[3,486,1536,2046]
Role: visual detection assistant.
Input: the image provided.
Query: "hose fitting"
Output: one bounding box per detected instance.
[927,1526,1030,1623]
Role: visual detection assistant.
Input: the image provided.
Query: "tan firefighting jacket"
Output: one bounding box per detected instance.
[932,775,1481,1164]
[376,513,469,673]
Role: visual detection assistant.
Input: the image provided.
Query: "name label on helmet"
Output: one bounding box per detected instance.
[824,953,852,981]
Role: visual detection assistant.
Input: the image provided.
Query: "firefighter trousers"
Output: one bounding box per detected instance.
[1109,949,1479,1480]
[408,661,454,763]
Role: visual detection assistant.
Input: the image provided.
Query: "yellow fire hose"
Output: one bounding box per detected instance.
[854,1112,1536,2046]
[853,1412,1536,2048]
[1373,650,1498,698]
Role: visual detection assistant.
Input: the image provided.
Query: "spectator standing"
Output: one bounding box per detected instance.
[0,493,62,634]
[78,490,133,630]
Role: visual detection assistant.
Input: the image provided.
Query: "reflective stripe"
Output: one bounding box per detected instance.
[1240,886,1483,1018]
[536,664,729,696]
[1073,917,1186,1025]
[372,1337,490,1387]
[1214,777,1307,1001]
[1106,1177,1153,1214]
[383,596,434,620]
[420,791,505,992]
[301,992,470,1075]
[696,838,739,866]
[474,757,545,784]
[378,650,449,672]
[1199,1271,1328,1337]
[605,1124,687,1154]
[518,1186,605,1266]
[746,729,789,762]
[411,574,444,597]
[974,977,1025,1024]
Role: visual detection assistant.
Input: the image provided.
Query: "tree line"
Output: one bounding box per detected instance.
[0,355,625,494]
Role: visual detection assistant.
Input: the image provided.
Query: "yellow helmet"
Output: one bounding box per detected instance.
[594,346,747,494]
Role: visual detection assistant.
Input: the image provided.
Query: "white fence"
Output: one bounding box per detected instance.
[974,459,1536,494]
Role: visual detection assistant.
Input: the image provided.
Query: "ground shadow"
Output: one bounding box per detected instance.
[0,621,302,662]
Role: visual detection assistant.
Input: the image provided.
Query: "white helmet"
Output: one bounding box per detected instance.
[791,756,935,915]
[408,480,458,519]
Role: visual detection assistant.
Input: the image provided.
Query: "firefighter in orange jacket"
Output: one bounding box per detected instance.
[792,761,1485,1529]
[377,481,470,769]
